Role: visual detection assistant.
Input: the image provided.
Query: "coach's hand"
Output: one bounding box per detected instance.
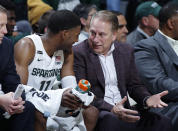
[111,96,140,123]
[0,92,24,115]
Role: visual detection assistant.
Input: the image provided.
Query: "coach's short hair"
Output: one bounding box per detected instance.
[0,5,7,14]
[91,10,119,32]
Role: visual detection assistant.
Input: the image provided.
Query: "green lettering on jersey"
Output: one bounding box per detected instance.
[31,68,37,76]
[31,68,61,78]
[39,69,45,77]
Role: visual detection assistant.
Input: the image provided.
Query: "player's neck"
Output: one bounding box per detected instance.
[41,35,59,57]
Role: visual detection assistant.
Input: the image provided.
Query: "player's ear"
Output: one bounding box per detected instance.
[61,30,70,39]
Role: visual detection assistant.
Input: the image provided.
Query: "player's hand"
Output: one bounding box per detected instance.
[61,88,82,110]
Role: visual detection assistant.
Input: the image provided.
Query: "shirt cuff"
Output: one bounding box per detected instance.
[143,96,150,110]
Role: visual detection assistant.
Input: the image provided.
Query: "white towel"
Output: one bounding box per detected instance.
[24,85,94,131]
[24,85,66,116]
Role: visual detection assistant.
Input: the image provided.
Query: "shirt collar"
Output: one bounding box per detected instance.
[137,26,150,38]
[158,29,178,46]
[81,31,89,38]
[97,43,115,56]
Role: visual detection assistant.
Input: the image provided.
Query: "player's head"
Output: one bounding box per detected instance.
[47,10,81,34]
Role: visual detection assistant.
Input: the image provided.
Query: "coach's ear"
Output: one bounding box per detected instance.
[112,30,118,42]
[80,17,87,26]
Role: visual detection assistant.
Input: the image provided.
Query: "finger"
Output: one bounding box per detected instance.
[159,90,168,97]
[65,96,81,105]
[17,97,22,101]
[122,114,140,123]
[12,105,24,115]
[21,101,25,105]
[157,104,164,108]
[9,92,14,97]
[64,88,73,95]
[17,100,25,105]
[117,96,127,106]
[15,110,23,114]
[9,111,15,115]
[65,91,80,102]
[64,92,82,106]
[152,104,157,108]
[61,100,80,108]
[160,101,168,107]
[14,100,25,106]
[13,109,24,114]
[11,105,24,110]
[123,108,139,115]
[7,108,13,114]
[62,100,79,109]
[13,99,23,105]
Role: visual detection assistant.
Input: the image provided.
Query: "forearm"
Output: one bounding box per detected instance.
[93,98,113,112]
[61,50,75,78]
[15,65,29,84]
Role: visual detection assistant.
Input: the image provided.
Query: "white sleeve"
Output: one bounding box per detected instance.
[61,76,77,88]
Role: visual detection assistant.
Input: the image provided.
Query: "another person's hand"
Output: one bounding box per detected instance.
[0,92,25,115]
[111,96,140,123]
[61,88,82,110]
[146,90,168,108]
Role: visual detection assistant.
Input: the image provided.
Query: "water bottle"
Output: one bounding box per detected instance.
[66,79,91,117]
[75,79,91,94]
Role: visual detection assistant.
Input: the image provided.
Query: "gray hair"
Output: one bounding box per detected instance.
[90,10,119,32]
[0,5,7,14]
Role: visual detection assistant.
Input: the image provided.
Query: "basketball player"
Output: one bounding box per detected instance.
[14,10,98,131]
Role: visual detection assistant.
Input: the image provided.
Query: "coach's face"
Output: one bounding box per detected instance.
[0,12,7,44]
[89,17,117,56]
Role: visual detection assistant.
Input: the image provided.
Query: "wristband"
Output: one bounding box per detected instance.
[61,76,77,88]
[143,96,150,110]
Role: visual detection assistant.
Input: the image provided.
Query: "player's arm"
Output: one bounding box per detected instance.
[14,38,35,84]
[61,49,75,78]
[60,49,82,109]
[60,49,77,89]
[15,38,46,131]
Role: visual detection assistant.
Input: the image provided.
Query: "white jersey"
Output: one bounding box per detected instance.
[26,34,64,91]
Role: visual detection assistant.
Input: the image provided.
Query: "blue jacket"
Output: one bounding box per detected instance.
[0,37,20,93]
[135,31,178,101]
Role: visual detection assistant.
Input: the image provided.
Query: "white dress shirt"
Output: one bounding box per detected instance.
[137,26,150,39]
[98,44,122,105]
[73,31,89,46]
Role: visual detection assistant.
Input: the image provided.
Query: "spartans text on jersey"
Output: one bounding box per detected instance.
[31,68,61,78]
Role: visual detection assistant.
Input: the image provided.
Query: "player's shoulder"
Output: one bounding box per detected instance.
[15,35,35,51]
